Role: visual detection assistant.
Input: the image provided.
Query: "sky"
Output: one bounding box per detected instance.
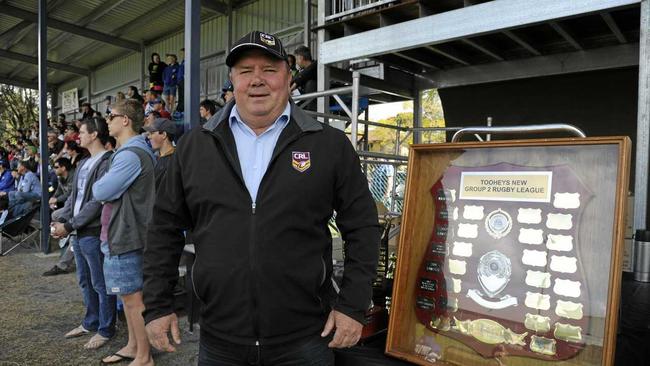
[363,100,414,121]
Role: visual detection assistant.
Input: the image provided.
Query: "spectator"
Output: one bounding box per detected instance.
[64,124,80,143]
[287,54,298,77]
[94,99,155,366]
[5,160,41,217]
[105,136,117,152]
[221,79,234,104]
[176,48,185,113]
[48,128,65,157]
[116,92,126,102]
[51,117,116,350]
[199,99,217,124]
[104,96,112,115]
[151,99,171,120]
[0,159,15,193]
[162,54,179,111]
[142,30,380,364]
[144,111,161,129]
[144,118,176,190]
[127,86,144,104]
[291,45,318,111]
[143,90,158,115]
[0,194,10,225]
[58,113,67,126]
[64,140,89,169]
[81,102,95,120]
[49,157,74,210]
[94,111,103,118]
[148,53,166,92]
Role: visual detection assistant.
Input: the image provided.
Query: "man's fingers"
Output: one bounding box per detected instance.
[321,312,335,337]
[171,316,182,345]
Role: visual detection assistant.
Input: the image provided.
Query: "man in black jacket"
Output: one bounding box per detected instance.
[143,31,380,365]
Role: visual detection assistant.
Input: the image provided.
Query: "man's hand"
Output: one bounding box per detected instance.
[51,222,68,238]
[146,313,181,352]
[321,310,363,348]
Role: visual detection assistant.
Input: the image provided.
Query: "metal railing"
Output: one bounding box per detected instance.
[327,0,399,21]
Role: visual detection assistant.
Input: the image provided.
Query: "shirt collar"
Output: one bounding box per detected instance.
[229,102,291,137]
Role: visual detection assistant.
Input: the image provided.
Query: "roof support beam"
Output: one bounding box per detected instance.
[0,20,33,49]
[428,43,639,89]
[503,30,542,56]
[319,0,641,64]
[549,21,583,50]
[0,3,140,51]
[0,49,89,75]
[201,0,228,14]
[425,45,470,65]
[601,11,628,43]
[461,38,504,61]
[394,51,439,70]
[0,75,56,91]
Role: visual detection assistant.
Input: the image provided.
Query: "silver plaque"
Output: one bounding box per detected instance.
[452,241,473,257]
[555,300,584,320]
[518,228,544,245]
[457,223,478,239]
[484,209,513,239]
[553,192,581,209]
[517,208,542,224]
[525,313,551,333]
[477,250,511,298]
[525,270,551,289]
[550,255,577,274]
[522,249,548,267]
[463,205,484,221]
[546,213,573,230]
[553,278,581,298]
[546,234,573,252]
[525,291,551,310]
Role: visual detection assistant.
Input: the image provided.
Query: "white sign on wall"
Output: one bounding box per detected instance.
[62,88,78,113]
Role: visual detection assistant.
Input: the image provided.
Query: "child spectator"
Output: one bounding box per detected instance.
[162,54,179,112]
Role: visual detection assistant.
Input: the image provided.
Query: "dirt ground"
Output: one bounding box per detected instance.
[0,247,200,366]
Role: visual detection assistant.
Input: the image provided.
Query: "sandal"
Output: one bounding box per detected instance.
[100,352,135,365]
[84,333,110,349]
[65,325,90,338]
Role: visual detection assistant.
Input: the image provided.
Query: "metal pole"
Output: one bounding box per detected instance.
[317,0,330,124]
[87,75,92,108]
[304,0,312,47]
[227,0,233,49]
[37,0,50,253]
[140,41,146,93]
[486,116,493,141]
[351,71,360,150]
[413,89,422,144]
[185,0,201,130]
[635,0,650,230]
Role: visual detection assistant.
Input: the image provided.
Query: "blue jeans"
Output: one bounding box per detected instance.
[198,334,334,366]
[72,235,117,338]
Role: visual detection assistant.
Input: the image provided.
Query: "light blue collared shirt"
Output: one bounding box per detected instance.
[229,102,291,202]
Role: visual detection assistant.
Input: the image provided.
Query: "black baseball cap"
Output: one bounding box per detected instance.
[226,31,288,67]
[144,118,176,137]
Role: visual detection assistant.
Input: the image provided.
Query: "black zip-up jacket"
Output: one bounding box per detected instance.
[143,100,380,346]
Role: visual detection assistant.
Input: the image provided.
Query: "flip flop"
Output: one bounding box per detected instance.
[65,325,90,339]
[100,352,135,365]
[84,334,110,350]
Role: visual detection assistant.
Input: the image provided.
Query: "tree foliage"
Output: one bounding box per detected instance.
[367,89,446,154]
[0,85,40,140]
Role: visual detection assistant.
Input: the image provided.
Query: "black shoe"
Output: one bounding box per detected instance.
[42,266,68,276]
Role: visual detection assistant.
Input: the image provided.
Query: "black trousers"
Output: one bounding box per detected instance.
[198,334,334,366]
[176,80,184,112]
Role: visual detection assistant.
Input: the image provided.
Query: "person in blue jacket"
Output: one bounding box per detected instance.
[162,54,179,113]
[0,159,15,193]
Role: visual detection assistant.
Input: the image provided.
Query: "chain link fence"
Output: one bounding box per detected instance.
[365,162,407,213]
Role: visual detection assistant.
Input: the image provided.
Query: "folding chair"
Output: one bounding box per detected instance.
[0,207,40,256]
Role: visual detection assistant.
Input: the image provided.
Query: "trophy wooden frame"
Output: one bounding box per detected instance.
[385,137,631,366]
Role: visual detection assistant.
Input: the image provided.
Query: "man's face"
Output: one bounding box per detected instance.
[82,105,90,113]
[224,91,234,103]
[199,106,209,119]
[107,109,127,138]
[148,131,166,151]
[230,50,291,121]
[53,162,65,177]
[47,133,57,143]
[78,123,95,149]
[17,165,25,175]
[296,55,306,69]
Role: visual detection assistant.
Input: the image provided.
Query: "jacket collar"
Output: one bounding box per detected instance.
[203,99,323,134]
